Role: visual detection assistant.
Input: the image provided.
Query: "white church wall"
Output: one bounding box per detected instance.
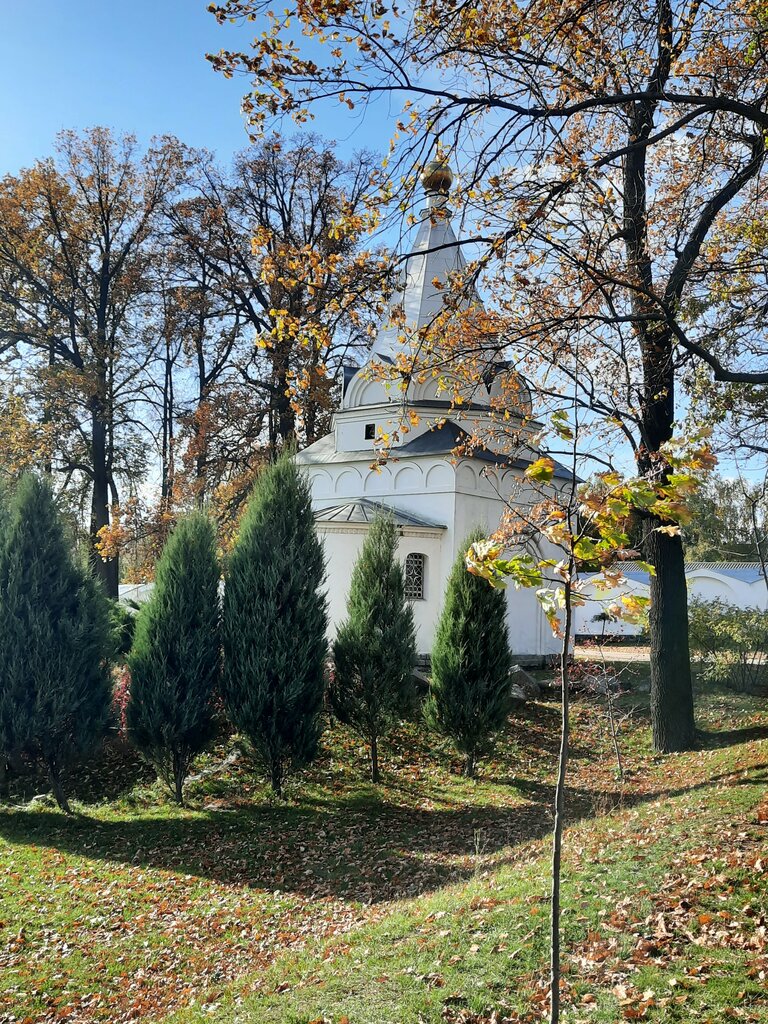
[744,580,768,610]
[686,572,738,604]
[336,404,395,450]
[316,529,365,638]
[449,465,562,659]
[397,535,446,651]
[309,469,334,499]
[317,527,445,652]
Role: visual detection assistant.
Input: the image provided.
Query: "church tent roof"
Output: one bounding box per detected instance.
[314,498,446,530]
[371,162,477,363]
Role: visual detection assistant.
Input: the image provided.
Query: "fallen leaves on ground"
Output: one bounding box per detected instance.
[1,677,767,1023]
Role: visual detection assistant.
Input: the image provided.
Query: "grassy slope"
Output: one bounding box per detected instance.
[1,675,766,1024]
[172,758,768,1024]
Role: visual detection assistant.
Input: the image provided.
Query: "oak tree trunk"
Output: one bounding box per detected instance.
[624,81,696,754]
[90,404,119,599]
[645,520,696,751]
[636,324,696,752]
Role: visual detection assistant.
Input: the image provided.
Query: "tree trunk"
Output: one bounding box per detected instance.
[636,327,694,752]
[464,751,476,778]
[173,752,185,806]
[47,759,72,815]
[623,86,696,755]
[370,734,379,784]
[270,346,296,456]
[645,521,696,752]
[42,333,55,476]
[90,403,119,598]
[195,341,208,508]
[0,760,9,800]
[161,334,175,508]
[270,758,283,798]
[550,577,572,1024]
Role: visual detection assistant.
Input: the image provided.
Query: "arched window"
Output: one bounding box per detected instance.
[404,552,426,601]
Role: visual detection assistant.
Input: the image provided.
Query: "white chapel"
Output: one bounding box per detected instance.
[296,160,566,662]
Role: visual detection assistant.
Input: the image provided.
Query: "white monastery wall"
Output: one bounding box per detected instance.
[572,577,649,638]
[686,571,767,609]
[573,566,768,638]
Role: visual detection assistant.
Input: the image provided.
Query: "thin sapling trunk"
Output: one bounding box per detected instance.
[550,572,573,1024]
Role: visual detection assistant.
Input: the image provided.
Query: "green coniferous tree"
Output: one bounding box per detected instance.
[425,531,514,778]
[0,475,112,812]
[222,454,327,796]
[127,512,221,804]
[330,515,416,782]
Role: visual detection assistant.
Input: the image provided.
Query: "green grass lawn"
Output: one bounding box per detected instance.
[1,672,767,1023]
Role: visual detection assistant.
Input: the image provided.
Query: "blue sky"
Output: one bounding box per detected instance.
[0,0,381,174]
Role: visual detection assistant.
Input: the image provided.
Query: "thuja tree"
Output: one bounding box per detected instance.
[127,512,221,805]
[425,531,513,778]
[330,515,416,783]
[222,455,327,796]
[0,475,112,813]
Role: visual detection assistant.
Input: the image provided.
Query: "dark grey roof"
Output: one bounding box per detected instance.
[342,364,359,396]
[399,420,575,480]
[314,498,446,530]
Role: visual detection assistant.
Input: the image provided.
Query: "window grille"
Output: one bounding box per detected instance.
[404,552,426,600]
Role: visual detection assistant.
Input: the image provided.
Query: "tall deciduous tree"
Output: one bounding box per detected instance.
[0,128,186,596]
[127,512,221,804]
[0,474,112,812]
[168,137,382,461]
[221,454,327,796]
[158,205,253,511]
[210,0,768,751]
[426,532,513,777]
[330,515,416,782]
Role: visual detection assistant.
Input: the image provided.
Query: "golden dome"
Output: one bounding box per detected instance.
[420,157,453,195]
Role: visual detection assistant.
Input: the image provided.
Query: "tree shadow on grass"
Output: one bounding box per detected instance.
[696,724,768,749]
[0,793,560,902]
[2,757,766,905]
